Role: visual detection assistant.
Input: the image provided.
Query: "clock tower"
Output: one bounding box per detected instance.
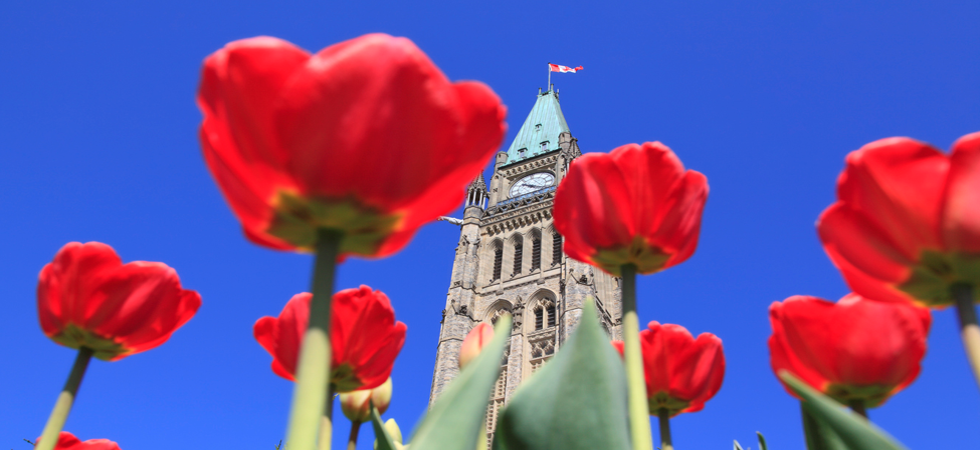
[428,88,623,445]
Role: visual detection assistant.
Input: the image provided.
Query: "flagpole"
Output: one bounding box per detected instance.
[547,62,551,93]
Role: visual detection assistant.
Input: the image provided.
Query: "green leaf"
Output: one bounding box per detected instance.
[801,405,848,450]
[408,316,512,450]
[779,372,908,450]
[493,301,630,450]
[756,432,768,450]
[734,439,745,450]
[371,405,397,450]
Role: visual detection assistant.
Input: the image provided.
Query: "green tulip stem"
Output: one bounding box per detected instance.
[37,347,93,450]
[319,385,336,450]
[657,409,674,450]
[285,229,343,450]
[952,283,980,391]
[847,399,868,419]
[620,264,654,450]
[346,421,361,450]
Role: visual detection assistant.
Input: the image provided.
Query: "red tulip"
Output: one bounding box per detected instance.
[613,321,725,417]
[37,242,201,361]
[254,285,407,392]
[197,34,506,258]
[817,132,980,307]
[553,142,708,276]
[768,294,931,407]
[37,432,121,450]
[458,322,494,369]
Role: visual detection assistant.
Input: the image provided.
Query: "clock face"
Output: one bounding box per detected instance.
[509,172,556,197]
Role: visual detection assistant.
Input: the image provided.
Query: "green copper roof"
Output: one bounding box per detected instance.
[504,90,569,164]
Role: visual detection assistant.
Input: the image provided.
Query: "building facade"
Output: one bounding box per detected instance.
[428,88,623,444]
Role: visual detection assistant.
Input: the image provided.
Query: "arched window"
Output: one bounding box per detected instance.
[552,232,562,266]
[492,245,502,281]
[547,304,556,328]
[534,307,544,330]
[531,235,541,271]
[512,239,523,276]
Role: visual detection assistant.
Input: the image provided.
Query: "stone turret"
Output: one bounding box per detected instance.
[464,173,488,219]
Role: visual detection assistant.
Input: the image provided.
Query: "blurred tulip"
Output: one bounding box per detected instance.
[459,322,495,369]
[553,142,708,276]
[613,321,725,417]
[340,377,393,423]
[37,432,121,450]
[254,286,407,392]
[817,132,980,308]
[197,33,506,258]
[37,242,201,361]
[768,294,931,409]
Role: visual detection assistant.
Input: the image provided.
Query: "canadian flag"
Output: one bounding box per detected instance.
[549,64,583,73]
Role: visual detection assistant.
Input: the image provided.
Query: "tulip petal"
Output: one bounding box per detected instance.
[198,37,310,239]
[943,131,980,253]
[37,242,121,339]
[655,170,709,270]
[276,35,503,217]
[611,142,685,235]
[41,432,121,450]
[836,137,948,258]
[818,203,915,284]
[558,153,635,251]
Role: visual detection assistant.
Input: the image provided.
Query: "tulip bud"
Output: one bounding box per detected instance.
[375,418,406,450]
[459,323,495,369]
[610,340,625,357]
[339,377,393,423]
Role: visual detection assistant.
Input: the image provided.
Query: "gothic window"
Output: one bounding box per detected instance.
[518,148,527,157]
[547,304,556,328]
[534,307,543,330]
[540,141,549,151]
[492,246,502,281]
[512,239,523,276]
[552,232,563,266]
[531,235,541,272]
[534,123,542,131]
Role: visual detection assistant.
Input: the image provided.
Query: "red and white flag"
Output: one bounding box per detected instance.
[549,64,583,73]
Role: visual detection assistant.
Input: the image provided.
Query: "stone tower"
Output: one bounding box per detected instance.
[429,88,622,445]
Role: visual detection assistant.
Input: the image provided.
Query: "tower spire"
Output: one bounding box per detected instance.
[465,173,488,210]
[502,90,570,165]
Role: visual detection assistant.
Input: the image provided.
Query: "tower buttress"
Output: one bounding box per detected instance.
[428,175,485,404]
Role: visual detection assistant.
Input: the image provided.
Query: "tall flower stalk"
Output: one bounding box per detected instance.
[619,264,653,450]
[953,284,980,385]
[285,230,341,450]
[37,348,93,450]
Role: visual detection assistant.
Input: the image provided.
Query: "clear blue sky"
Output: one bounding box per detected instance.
[2,1,978,449]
